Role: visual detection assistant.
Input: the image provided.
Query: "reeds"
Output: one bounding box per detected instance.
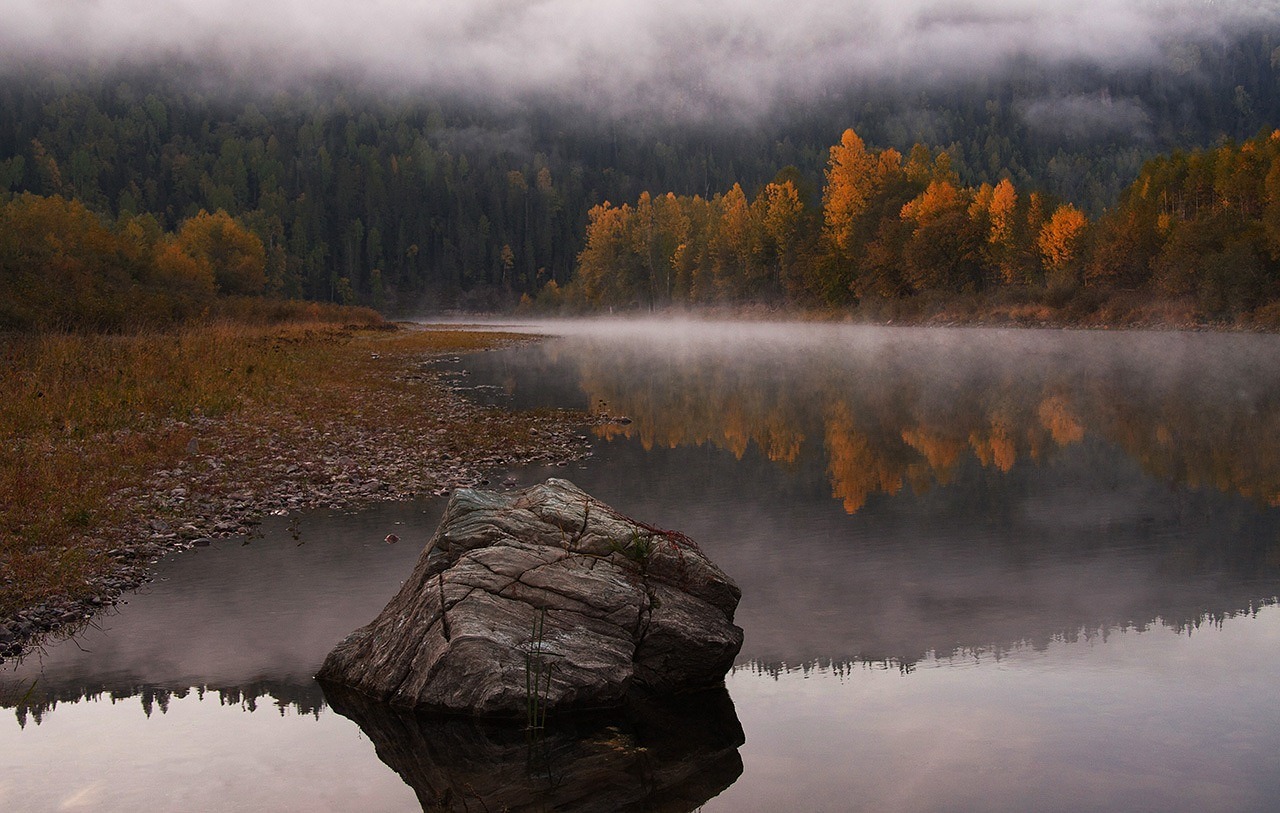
[524,607,554,731]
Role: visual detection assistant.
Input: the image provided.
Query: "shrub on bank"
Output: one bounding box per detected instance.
[0,193,383,333]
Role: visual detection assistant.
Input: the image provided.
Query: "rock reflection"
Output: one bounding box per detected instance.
[321,682,745,813]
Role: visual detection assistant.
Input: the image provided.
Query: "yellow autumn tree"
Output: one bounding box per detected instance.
[712,184,753,297]
[822,128,878,254]
[988,180,1017,245]
[152,236,216,297]
[176,209,266,295]
[753,180,804,297]
[648,192,690,303]
[982,179,1021,284]
[900,180,963,225]
[899,180,982,292]
[757,181,802,250]
[969,182,995,223]
[0,193,130,328]
[576,202,633,305]
[1038,204,1090,283]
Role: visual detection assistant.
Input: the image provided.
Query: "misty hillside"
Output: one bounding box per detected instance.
[1,20,1278,310]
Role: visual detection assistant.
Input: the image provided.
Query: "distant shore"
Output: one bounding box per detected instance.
[842,291,1280,333]
[0,324,588,661]
[521,291,1280,333]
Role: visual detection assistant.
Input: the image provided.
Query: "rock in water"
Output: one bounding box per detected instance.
[317,478,743,717]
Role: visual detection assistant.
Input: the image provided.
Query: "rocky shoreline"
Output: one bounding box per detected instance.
[0,333,597,662]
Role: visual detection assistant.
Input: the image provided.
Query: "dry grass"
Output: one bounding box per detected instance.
[0,320,542,620]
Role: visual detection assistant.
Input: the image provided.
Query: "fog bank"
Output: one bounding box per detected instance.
[5,1,1278,118]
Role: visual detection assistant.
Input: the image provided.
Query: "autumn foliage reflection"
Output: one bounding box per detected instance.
[562,334,1280,514]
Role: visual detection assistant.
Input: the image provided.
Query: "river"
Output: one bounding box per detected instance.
[4,320,1280,811]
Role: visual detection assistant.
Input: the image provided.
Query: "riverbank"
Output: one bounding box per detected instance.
[526,290,1280,332]
[844,289,1280,332]
[0,323,589,660]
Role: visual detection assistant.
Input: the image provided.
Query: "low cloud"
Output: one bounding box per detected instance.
[433,125,533,157]
[4,1,1277,118]
[1020,94,1155,143]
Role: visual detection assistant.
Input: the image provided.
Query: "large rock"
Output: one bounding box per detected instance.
[317,478,743,716]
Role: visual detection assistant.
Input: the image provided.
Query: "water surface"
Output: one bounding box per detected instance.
[5,321,1280,811]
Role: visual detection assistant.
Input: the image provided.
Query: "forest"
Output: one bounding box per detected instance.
[568,127,1280,323]
[0,194,279,330]
[1,28,1279,325]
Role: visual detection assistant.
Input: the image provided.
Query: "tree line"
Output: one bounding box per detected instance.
[0,194,270,330]
[1,30,1278,315]
[563,128,1280,321]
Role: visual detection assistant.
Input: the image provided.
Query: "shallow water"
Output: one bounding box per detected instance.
[5,321,1280,812]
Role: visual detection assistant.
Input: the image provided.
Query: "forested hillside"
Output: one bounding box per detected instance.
[1,30,1278,313]
[570,128,1280,323]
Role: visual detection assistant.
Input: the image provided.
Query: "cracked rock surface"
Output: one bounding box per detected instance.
[317,478,743,717]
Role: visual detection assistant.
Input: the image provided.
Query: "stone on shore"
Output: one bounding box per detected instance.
[316,478,743,716]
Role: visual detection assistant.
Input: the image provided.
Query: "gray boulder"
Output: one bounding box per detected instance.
[317,478,743,716]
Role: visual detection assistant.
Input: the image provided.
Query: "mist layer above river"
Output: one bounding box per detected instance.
[458,320,1280,667]
[5,320,1280,812]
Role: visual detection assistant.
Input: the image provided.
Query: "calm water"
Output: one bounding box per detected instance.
[5,321,1280,812]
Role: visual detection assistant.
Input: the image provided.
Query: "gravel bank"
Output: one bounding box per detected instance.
[0,330,592,661]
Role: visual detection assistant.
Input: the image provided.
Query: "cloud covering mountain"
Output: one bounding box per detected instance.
[5,1,1277,117]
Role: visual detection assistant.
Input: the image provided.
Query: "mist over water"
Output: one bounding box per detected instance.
[6,321,1280,811]
[456,320,1280,667]
[443,316,1280,398]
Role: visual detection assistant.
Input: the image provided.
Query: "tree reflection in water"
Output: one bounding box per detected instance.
[461,324,1280,669]
[499,327,1280,514]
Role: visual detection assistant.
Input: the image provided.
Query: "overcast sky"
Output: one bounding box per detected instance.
[5,1,1277,116]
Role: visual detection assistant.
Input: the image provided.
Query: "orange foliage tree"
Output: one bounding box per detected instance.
[822,129,879,256]
[1038,204,1089,284]
[564,125,1280,320]
[0,194,133,329]
[176,210,267,296]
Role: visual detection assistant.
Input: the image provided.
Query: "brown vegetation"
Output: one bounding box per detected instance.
[0,194,379,332]
[0,321,585,639]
